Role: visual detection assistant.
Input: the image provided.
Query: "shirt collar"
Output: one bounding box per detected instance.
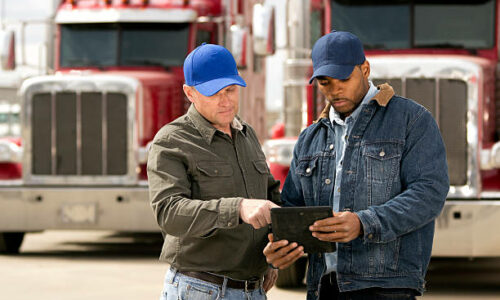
[330,81,379,126]
[187,105,245,144]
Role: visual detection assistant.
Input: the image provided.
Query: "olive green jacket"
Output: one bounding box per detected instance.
[147,105,280,280]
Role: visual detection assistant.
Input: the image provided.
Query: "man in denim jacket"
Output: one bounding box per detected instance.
[264,31,449,300]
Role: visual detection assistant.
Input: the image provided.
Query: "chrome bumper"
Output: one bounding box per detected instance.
[433,200,500,257]
[0,186,158,231]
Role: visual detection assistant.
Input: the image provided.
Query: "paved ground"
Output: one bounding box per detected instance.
[0,231,499,300]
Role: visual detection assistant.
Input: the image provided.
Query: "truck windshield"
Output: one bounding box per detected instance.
[60,23,189,68]
[330,0,495,50]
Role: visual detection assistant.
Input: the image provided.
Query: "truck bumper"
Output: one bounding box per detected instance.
[433,200,500,257]
[0,186,159,231]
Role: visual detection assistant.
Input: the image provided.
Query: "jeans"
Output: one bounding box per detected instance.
[160,267,267,300]
[319,273,417,300]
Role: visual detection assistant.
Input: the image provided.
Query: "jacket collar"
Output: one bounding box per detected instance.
[187,104,246,145]
[315,83,395,122]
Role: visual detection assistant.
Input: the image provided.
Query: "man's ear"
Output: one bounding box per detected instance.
[361,60,370,79]
[183,84,195,103]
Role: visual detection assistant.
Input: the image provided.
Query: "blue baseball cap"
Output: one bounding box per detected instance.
[309,31,366,84]
[183,43,246,97]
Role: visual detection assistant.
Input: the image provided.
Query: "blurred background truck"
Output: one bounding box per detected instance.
[0,0,276,253]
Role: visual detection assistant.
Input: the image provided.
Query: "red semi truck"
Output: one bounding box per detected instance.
[0,0,274,253]
[264,0,500,286]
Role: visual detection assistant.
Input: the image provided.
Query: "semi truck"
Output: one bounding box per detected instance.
[0,0,274,254]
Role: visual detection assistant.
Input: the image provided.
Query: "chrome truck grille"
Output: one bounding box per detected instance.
[21,75,139,185]
[32,92,128,175]
[372,78,467,186]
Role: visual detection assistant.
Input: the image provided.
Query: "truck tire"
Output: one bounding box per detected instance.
[275,256,307,288]
[0,232,25,254]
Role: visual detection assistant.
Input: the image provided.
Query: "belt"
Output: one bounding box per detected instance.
[178,270,260,291]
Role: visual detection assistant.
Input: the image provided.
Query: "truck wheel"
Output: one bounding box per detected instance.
[0,232,25,254]
[275,256,307,288]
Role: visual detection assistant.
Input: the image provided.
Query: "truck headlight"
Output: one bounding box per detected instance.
[138,141,153,164]
[480,142,500,170]
[0,140,22,163]
[262,139,296,167]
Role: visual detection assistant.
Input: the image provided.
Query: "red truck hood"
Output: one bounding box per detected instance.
[57,68,183,88]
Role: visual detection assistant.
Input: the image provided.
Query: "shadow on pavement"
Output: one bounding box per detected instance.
[13,232,164,260]
[425,258,500,296]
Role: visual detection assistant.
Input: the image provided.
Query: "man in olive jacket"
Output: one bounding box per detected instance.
[148,43,280,300]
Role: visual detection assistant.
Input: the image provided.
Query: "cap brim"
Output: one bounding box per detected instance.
[194,75,247,97]
[309,64,355,84]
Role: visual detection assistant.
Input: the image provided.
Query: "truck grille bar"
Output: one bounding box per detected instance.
[32,91,128,176]
[372,78,468,186]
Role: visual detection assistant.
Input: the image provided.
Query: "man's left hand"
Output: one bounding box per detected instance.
[262,267,278,292]
[309,211,362,243]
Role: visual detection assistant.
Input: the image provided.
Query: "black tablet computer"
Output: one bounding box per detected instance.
[270,206,335,253]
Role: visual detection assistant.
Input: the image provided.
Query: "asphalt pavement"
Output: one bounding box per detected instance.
[0,231,499,300]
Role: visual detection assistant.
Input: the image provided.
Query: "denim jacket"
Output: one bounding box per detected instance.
[281,84,449,300]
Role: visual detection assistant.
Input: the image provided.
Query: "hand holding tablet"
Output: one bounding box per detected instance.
[270,206,336,253]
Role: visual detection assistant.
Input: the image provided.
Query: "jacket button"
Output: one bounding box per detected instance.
[306,167,311,173]
[228,222,233,226]
[329,144,334,150]
[368,233,373,239]
[315,291,319,296]
[214,169,219,174]
[379,151,385,157]
[325,179,331,185]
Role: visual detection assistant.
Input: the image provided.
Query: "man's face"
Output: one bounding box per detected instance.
[316,60,370,119]
[183,84,240,131]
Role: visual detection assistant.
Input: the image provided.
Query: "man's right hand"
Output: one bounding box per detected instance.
[263,233,304,269]
[239,199,279,229]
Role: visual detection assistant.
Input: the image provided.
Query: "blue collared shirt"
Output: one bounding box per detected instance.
[324,81,379,274]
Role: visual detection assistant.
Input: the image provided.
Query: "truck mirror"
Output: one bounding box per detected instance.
[0,30,15,71]
[252,3,275,56]
[230,24,248,68]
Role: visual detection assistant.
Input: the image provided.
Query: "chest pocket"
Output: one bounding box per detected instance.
[196,161,235,199]
[362,142,402,205]
[295,157,319,201]
[253,160,270,174]
[295,157,318,176]
[251,160,270,199]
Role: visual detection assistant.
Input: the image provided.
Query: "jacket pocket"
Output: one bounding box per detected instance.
[348,237,401,275]
[294,157,319,201]
[196,161,235,199]
[362,142,402,206]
